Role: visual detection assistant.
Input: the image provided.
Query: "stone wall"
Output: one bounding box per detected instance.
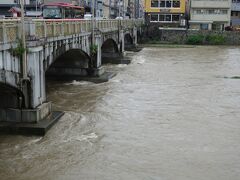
[141,24,240,45]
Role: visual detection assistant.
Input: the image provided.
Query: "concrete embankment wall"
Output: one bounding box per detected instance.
[141,24,240,45]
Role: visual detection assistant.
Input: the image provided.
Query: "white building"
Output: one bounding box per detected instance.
[189,0,231,30]
[231,0,240,26]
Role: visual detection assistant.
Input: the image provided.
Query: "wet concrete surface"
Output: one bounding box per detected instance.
[0,46,240,180]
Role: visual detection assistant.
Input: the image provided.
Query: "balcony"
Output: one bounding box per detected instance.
[232,2,240,11]
[191,0,230,8]
[191,14,230,22]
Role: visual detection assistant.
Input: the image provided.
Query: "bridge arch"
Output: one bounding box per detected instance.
[101,38,120,64]
[101,38,119,53]
[0,82,25,109]
[45,49,92,78]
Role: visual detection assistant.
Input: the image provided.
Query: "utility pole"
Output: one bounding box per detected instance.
[35,0,37,13]
[91,0,95,44]
[118,0,120,17]
[20,0,27,79]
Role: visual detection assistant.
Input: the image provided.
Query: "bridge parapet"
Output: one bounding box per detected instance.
[0,19,144,44]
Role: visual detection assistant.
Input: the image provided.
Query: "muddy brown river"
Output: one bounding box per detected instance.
[1,46,240,180]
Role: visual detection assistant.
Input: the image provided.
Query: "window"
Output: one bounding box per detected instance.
[173,0,180,8]
[151,0,159,7]
[165,14,171,21]
[150,13,182,23]
[200,24,208,30]
[220,10,228,14]
[43,6,62,18]
[159,15,165,21]
[160,0,166,7]
[194,9,229,15]
[150,14,158,21]
[65,8,72,18]
[166,1,172,8]
[208,10,215,14]
[151,0,181,8]
[172,14,180,21]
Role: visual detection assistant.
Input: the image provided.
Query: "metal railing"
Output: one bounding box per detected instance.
[0,19,144,44]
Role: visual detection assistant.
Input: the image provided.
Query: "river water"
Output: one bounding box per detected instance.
[1,46,240,180]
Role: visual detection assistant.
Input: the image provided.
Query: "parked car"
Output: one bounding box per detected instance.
[115,17,123,20]
[84,14,92,20]
[225,26,233,31]
[234,27,240,31]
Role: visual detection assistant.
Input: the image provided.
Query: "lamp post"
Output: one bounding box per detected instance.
[20,0,27,79]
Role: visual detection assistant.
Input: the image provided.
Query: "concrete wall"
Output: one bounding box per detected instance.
[142,24,240,45]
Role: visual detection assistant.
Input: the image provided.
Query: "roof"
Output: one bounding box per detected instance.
[8,7,21,13]
[42,2,84,9]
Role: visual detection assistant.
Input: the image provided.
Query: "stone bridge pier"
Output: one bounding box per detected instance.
[0,19,143,134]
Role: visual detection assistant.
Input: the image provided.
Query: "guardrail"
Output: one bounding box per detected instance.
[0,19,144,44]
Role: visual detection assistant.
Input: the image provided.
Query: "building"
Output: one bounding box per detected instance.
[189,0,231,30]
[0,0,31,17]
[231,0,240,27]
[144,0,186,27]
[102,0,132,19]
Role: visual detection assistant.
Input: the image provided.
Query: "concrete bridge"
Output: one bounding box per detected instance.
[0,19,143,134]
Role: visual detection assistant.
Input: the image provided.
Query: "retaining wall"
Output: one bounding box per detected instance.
[141,24,240,45]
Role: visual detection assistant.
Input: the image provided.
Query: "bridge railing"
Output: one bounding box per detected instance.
[0,19,144,44]
[0,19,21,43]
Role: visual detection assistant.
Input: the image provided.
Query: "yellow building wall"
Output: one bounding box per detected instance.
[145,0,186,14]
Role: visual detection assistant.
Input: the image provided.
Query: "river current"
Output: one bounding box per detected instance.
[1,46,240,180]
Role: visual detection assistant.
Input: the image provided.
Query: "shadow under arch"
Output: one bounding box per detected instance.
[46,49,92,79]
[0,82,25,109]
[101,38,121,64]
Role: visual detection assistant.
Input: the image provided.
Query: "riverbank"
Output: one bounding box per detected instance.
[138,44,196,48]
[141,24,240,45]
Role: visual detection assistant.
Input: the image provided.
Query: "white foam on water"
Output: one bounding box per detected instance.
[24,137,43,146]
[74,132,98,142]
[62,132,98,144]
[117,64,128,68]
[65,80,93,86]
[133,55,145,64]
[110,79,121,83]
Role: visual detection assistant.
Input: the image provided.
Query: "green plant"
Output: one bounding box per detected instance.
[186,35,204,45]
[90,44,98,55]
[205,34,225,45]
[9,39,26,57]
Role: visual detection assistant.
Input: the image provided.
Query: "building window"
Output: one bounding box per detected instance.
[150,14,159,21]
[166,1,172,8]
[200,24,208,30]
[151,0,180,8]
[194,9,228,15]
[159,14,165,21]
[173,0,180,8]
[151,0,159,7]
[160,0,166,7]
[172,14,180,21]
[220,10,228,14]
[165,14,171,21]
[150,13,181,22]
